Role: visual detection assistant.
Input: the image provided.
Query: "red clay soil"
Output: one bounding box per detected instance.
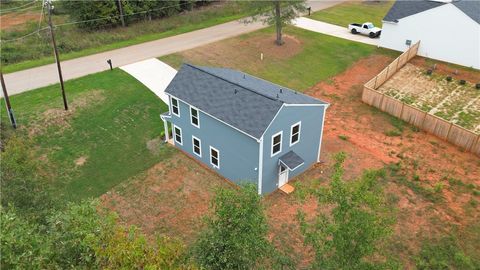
[0,12,40,30]
[410,56,480,83]
[265,54,479,267]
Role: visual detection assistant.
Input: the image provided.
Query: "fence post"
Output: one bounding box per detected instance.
[379,93,386,109]
[400,102,405,119]
[420,111,428,129]
[374,76,378,89]
[473,135,480,153]
[446,122,453,141]
[385,65,390,80]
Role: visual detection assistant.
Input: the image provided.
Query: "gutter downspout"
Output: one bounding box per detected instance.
[317,104,329,162]
[257,136,264,195]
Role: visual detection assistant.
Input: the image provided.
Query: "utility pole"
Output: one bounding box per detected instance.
[46,0,68,110]
[0,72,17,129]
[117,0,126,27]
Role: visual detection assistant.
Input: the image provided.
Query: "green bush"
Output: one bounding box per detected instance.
[299,152,398,269]
[193,184,271,270]
[0,137,56,224]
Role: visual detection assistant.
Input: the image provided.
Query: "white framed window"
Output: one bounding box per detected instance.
[290,121,301,146]
[171,97,180,117]
[190,106,200,128]
[271,131,282,157]
[173,125,182,145]
[192,136,201,157]
[210,146,220,169]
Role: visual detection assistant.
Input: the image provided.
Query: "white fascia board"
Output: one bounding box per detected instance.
[168,94,261,143]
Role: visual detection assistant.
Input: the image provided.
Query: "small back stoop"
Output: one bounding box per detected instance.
[279,184,295,194]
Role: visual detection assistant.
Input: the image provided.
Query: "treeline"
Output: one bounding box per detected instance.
[60,0,214,29]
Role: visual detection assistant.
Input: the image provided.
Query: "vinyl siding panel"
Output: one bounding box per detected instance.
[261,106,326,194]
[168,95,260,186]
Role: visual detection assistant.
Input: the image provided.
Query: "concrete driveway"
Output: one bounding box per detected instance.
[120,59,176,104]
[292,17,380,46]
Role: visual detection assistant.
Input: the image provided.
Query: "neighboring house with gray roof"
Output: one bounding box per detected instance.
[379,0,480,69]
[160,64,328,194]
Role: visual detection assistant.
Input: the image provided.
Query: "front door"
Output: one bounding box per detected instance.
[278,164,289,187]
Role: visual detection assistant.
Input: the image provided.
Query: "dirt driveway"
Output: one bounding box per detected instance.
[101,54,479,268]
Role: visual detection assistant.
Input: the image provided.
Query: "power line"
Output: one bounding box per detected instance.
[0,2,181,43]
[0,1,40,15]
[0,27,48,43]
[0,0,36,12]
[54,3,181,27]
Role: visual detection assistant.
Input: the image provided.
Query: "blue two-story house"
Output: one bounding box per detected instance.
[160,64,328,194]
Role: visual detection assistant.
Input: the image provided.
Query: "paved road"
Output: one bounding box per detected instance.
[3,1,341,95]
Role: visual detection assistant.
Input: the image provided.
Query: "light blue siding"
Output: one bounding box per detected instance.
[261,105,326,193]
[168,95,259,186]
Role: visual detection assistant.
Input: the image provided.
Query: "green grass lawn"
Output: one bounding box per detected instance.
[1,2,255,73]
[1,69,172,201]
[160,26,394,91]
[309,1,394,28]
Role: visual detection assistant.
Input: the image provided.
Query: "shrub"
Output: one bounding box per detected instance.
[0,137,56,224]
[299,152,398,269]
[193,184,271,270]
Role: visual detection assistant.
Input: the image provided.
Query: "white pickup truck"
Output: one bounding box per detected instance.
[348,22,382,38]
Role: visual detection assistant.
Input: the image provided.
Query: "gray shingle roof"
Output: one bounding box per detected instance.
[165,64,327,139]
[453,0,480,23]
[383,0,446,23]
[279,150,304,170]
[384,0,480,24]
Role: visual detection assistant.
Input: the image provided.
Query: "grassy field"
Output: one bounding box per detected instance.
[160,26,393,91]
[1,2,255,73]
[310,0,394,28]
[1,69,172,201]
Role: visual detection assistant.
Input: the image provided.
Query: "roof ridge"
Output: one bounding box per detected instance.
[184,63,285,103]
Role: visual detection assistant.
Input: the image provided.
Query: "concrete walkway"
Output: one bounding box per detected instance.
[3,1,341,96]
[120,59,176,104]
[292,17,380,46]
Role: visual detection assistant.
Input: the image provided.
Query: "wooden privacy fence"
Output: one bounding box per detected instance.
[362,42,480,156]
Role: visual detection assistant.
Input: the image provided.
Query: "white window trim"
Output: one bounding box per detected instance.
[271,131,283,157]
[210,146,220,169]
[171,97,180,117]
[173,125,182,145]
[190,105,200,128]
[289,121,301,147]
[192,136,202,157]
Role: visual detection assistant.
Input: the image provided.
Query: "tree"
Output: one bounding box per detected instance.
[61,0,123,29]
[244,0,307,45]
[193,184,270,270]
[299,152,397,270]
[0,136,55,224]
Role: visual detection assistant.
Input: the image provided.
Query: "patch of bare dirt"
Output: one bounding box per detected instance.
[146,137,162,155]
[74,156,88,166]
[180,33,303,72]
[0,11,40,30]
[27,90,105,137]
[101,151,231,243]
[410,56,480,83]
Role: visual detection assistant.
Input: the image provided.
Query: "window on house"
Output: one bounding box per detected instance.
[174,125,182,145]
[271,131,282,156]
[192,136,201,157]
[210,147,219,168]
[290,122,301,146]
[190,107,200,128]
[171,97,180,116]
